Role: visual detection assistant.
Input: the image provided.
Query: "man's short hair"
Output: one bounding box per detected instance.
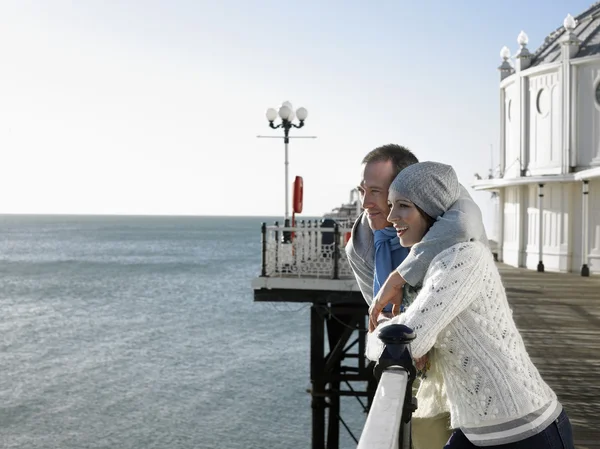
[361,144,419,177]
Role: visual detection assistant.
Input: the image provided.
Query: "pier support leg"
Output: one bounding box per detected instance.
[327,379,340,449]
[311,306,326,449]
[325,310,353,449]
[307,302,372,448]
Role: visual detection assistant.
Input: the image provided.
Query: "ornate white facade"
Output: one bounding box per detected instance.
[472,4,600,275]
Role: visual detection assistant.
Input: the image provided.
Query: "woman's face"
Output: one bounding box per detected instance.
[387,190,430,247]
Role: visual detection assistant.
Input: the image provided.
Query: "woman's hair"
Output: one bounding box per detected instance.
[390,161,461,219]
[415,204,436,230]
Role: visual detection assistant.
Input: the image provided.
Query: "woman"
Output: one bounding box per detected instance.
[367,162,574,448]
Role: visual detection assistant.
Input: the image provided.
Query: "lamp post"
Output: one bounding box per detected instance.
[265,101,309,227]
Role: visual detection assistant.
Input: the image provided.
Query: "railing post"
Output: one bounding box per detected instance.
[333,223,340,280]
[300,220,306,263]
[358,324,417,449]
[283,217,292,243]
[306,220,312,261]
[376,324,418,449]
[274,221,279,273]
[261,222,267,277]
[314,220,319,260]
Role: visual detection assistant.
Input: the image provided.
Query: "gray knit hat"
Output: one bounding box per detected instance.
[390,161,460,219]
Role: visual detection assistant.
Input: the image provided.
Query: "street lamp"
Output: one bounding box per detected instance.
[265,101,309,224]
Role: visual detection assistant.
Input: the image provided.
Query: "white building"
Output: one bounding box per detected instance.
[472,3,600,276]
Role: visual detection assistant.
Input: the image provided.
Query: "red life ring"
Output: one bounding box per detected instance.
[293,176,303,214]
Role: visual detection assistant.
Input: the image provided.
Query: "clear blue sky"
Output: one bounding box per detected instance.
[0,0,593,231]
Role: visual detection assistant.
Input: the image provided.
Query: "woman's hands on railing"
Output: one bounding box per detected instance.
[368,270,406,332]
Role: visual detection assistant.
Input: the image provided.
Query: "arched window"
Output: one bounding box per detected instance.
[536,89,549,115]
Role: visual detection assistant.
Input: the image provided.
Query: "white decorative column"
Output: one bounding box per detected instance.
[498,189,505,262]
[581,180,590,276]
[561,14,581,172]
[498,46,513,177]
[499,87,507,176]
[518,185,529,268]
[537,183,545,272]
[515,31,532,176]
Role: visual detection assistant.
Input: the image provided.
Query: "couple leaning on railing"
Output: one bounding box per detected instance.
[344,145,574,449]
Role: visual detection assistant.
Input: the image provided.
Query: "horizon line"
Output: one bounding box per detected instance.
[0,212,330,218]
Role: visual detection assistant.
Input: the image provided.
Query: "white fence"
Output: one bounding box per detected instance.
[260,221,354,279]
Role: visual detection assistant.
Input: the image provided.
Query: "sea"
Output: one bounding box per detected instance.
[0,215,366,449]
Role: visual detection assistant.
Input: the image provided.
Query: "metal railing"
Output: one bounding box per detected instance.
[260,221,354,279]
[357,324,417,449]
[358,369,409,449]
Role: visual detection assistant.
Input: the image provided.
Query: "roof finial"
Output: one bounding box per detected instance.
[515,31,532,71]
[560,13,581,58]
[498,46,514,81]
[563,13,577,31]
[517,31,529,47]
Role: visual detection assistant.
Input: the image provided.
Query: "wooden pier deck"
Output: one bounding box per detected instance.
[498,264,600,449]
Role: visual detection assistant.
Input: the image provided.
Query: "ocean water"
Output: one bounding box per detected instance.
[0,215,365,449]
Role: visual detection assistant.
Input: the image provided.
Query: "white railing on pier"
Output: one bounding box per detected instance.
[260,222,355,279]
[357,367,410,449]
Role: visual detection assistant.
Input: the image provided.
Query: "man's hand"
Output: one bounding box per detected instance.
[368,270,406,332]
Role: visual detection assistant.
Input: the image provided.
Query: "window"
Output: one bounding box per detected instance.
[536,89,549,115]
[596,82,600,106]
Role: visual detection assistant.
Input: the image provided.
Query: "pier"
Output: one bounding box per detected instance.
[252,221,600,448]
[252,221,370,449]
[498,263,600,449]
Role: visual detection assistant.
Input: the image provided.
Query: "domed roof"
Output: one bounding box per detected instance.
[532,1,600,66]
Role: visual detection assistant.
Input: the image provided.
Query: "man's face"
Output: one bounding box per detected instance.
[358,160,396,231]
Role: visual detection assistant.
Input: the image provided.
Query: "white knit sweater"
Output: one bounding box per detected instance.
[368,241,557,431]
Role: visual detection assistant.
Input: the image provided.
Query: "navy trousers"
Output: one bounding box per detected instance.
[443,410,574,449]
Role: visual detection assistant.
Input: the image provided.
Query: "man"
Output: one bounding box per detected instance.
[345,144,487,448]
